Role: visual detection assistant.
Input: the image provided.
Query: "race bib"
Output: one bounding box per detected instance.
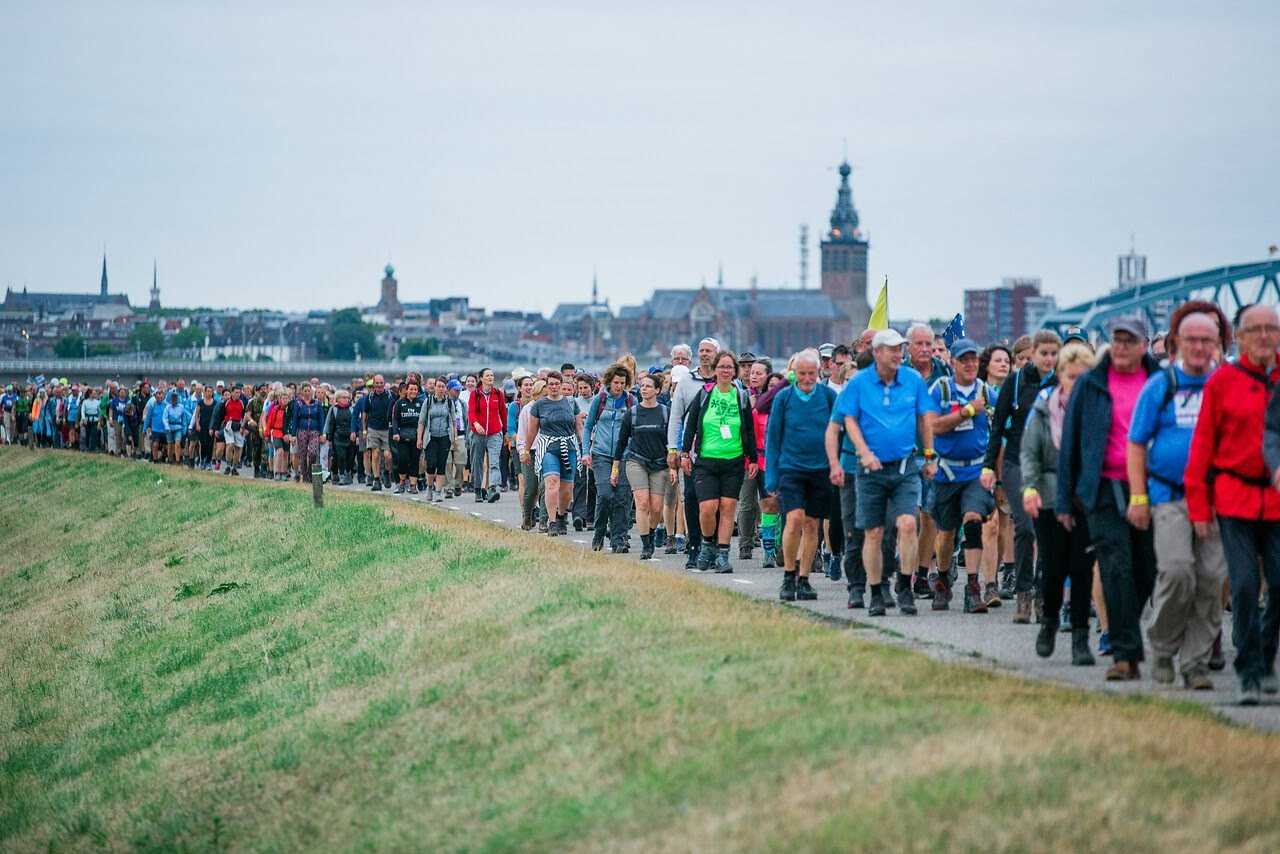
[720,423,732,440]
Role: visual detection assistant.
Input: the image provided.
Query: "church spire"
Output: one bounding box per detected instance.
[100,252,109,296]
[149,259,161,310]
[828,160,860,242]
[591,268,599,305]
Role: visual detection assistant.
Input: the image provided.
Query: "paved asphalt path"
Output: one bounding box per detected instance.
[332,478,1280,730]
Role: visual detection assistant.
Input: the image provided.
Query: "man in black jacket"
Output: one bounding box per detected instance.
[1058,315,1160,681]
[982,329,1061,621]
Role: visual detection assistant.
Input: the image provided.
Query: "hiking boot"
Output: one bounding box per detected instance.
[867,588,886,617]
[640,534,654,560]
[417,477,427,492]
[1153,656,1176,685]
[998,562,1016,599]
[1238,681,1263,706]
[1105,660,1141,681]
[573,518,585,531]
[370,480,382,492]
[684,550,698,571]
[1011,591,1032,624]
[881,579,895,608]
[714,550,733,573]
[487,487,501,503]
[826,554,842,582]
[592,532,605,551]
[913,572,933,600]
[796,576,817,600]
[392,482,405,494]
[984,582,1002,609]
[847,585,864,609]
[1183,666,1213,690]
[896,579,917,616]
[696,542,716,571]
[761,544,777,569]
[1209,631,1226,670]
[1036,622,1058,658]
[665,538,679,555]
[653,526,666,548]
[674,534,686,552]
[1071,628,1095,666]
[780,571,797,601]
[474,490,484,503]
[407,482,418,495]
[930,572,951,611]
[1262,671,1280,695]
[739,543,753,561]
[963,577,988,614]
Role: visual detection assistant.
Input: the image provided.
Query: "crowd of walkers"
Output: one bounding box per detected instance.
[5,301,1280,704]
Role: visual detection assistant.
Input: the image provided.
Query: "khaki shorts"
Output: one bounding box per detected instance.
[366,428,390,451]
[625,460,670,498]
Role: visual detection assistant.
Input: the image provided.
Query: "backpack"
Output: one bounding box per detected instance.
[932,376,988,410]
[594,390,635,422]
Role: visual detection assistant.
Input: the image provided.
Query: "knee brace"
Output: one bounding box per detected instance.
[963,519,984,551]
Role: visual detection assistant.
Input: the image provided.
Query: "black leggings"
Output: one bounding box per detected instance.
[424,435,450,476]
[394,439,418,478]
[1035,511,1093,629]
[196,429,214,463]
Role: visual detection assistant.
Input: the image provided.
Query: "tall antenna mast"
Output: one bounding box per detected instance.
[798,224,809,290]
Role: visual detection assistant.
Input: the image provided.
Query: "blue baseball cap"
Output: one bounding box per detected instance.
[950,338,980,358]
[446,379,462,391]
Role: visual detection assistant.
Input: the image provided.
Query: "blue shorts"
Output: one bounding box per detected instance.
[166,429,183,444]
[854,456,922,530]
[541,439,577,482]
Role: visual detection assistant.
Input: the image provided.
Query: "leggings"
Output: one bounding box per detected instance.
[424,435,450,476]
[296,429,322,481]
[394,438,418,478]
[196,429,214,463]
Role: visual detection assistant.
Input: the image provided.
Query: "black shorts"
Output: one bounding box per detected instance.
[693,456,745,503]
[777,468,833,519]
[929,477,995,531]
[424,435,450,475]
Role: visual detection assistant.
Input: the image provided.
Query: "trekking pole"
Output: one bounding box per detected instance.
[312,465,324,508]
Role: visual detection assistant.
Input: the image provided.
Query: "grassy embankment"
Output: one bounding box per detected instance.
[2,447,1280,852]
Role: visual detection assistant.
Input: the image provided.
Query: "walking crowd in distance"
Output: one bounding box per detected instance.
[6,301,1280,704]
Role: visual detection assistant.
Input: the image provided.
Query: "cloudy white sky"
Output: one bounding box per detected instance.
[3,1,1278,320]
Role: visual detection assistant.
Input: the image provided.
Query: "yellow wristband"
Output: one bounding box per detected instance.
[1129,494,1149,506]
[963,403,976,418]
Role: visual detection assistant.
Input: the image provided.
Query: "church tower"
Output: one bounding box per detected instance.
[820,161,870,340]
[100,252,109,297]
[377,263,402,319]
[149,259,161,310]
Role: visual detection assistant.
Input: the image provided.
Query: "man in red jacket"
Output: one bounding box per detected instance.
[468,367,508,503]
[1185,303,1280,705]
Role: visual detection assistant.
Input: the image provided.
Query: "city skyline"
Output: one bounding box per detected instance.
[4,3,1278,319]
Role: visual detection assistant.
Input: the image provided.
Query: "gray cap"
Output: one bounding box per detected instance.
[1107,314,1150,340]
[871,329,906,349]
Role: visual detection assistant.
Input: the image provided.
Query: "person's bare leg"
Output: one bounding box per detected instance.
[716,498,737,545]
[699,499,718,539]
[633,489,651,534]
[798,517,821,578]
[782,509,805,571]
[1092,562,1109,633]
[917,510,937,575]
[896,514,919,586]
[544,475,562,518]
[863,528,884,586]
[981,514,1000,586]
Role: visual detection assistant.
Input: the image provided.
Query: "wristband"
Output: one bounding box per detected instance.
[1129,494,1150,506]
[922,448,937,460]
[962,403,976,418]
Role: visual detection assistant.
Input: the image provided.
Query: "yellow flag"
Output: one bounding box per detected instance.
[868,278,889,330]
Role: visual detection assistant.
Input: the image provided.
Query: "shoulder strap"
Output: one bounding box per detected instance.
[1227,360,1274,390]
[1160,364,1179,409]
[1011,368,1023,412]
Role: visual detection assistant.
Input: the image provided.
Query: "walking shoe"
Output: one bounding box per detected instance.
[696,542,716,571]
[487,487,501,503]
[684,550,698,571]
[653,526,665,548]
[913,572,933,600]
[1152,656,1175,685]
[1097,631,1112,656]
[796,576,817,600]
[881,579,895,608]
[984,582,1002,609]
[1105,660,1136,682]
[739,543,753,561]
[371,480,382,492]
[714,550,733,573]
[1071,628,1095,666]
[998,562,1016,599]
[474,490,484,503]
[592,533,605,551]
[761,544,777,569]
[639,534,654,560]
[895,579,917,616]
[847,585,864,609]
[963,577,988,614]
[826,554,842,582]
[930,572,951,611]
[407,482,418,495]
[613,542,630,554]
[1238,681,1263,706]
[536,518,548,533]
[780,571,797,602]
[417,477,426,492]
[665,539,679,555]
[1209,632,1226,670]
[674,534,686,552]
[574,518,585,531]
[1036,622,1058,658]
[867,588,886,617]
[1011,591,1032,624]
[1262,671,1280,694]
[1183,666,1214,690]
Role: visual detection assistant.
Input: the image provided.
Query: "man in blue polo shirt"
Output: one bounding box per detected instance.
[928,338,996,615]
[833,328,938,616]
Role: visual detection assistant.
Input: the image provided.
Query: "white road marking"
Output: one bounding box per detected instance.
[470,512,483,517]
[573,539,587,544]
[732,579,754,585]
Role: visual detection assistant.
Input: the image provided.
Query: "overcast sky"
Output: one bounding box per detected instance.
[4,1,1278,321]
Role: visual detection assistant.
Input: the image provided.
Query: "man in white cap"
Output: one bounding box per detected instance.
[830,328,938,616]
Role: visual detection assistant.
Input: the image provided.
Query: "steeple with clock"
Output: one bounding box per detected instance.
[820,160,871,338]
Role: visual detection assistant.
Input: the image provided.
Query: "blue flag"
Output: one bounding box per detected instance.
[941,314,965,348]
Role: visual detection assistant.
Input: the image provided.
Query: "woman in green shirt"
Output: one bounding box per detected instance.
[680,351,758,572]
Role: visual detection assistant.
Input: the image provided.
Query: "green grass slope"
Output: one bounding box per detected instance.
[2,448,1279,852]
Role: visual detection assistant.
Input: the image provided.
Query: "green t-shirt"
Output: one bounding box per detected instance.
[699,386,743,459]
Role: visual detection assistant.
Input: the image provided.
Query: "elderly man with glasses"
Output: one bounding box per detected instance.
[1192,304,1280,704]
